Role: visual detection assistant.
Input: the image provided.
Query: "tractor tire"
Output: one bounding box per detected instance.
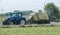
[8,21,14,25]
[20,20,26,25]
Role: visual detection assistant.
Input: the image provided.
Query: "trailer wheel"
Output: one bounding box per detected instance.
[20,20,26,25]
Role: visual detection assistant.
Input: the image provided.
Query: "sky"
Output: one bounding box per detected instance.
[0,0,60,13]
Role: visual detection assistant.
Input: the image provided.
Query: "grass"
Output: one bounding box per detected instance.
[0,16,7,22]
[0,27,60,35]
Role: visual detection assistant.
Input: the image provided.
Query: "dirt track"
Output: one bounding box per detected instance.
[0,22,60,28]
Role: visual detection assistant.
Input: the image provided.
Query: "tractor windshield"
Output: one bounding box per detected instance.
[11,13,22,17]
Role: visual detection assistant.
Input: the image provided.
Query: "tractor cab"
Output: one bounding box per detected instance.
[11,12,22,18]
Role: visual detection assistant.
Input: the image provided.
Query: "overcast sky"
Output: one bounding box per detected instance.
[0,0,60,13]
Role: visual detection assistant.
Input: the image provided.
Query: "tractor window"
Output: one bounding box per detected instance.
[19,14,22,17]
[12,14,16,17]
[12,13,22,17]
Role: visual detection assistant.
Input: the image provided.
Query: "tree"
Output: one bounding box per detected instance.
[38,10,42,13]
[44,3,59,21]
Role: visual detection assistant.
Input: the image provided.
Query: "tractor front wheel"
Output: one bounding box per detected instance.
[8,21,14,25]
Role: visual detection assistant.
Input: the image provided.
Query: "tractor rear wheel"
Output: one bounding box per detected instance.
[20,20,26,25]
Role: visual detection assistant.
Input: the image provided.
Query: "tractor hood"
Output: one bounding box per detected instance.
[4,17,15,22]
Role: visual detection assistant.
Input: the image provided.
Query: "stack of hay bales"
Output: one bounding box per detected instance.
[30,10,49,24]
[32,12,49,21]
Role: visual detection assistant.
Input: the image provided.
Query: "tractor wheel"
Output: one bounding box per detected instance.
[20,20,26,25]
[8,21,14,25]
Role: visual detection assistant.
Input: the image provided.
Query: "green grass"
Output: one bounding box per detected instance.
[0,27,60,35]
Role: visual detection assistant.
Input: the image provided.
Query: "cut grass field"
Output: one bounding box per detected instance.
[0,27,60,35]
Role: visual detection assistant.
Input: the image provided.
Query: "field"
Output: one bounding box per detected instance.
[0,27,60,35]
[0,16,60,35]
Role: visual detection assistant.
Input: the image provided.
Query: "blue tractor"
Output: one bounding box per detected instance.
[3,12,26,25]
